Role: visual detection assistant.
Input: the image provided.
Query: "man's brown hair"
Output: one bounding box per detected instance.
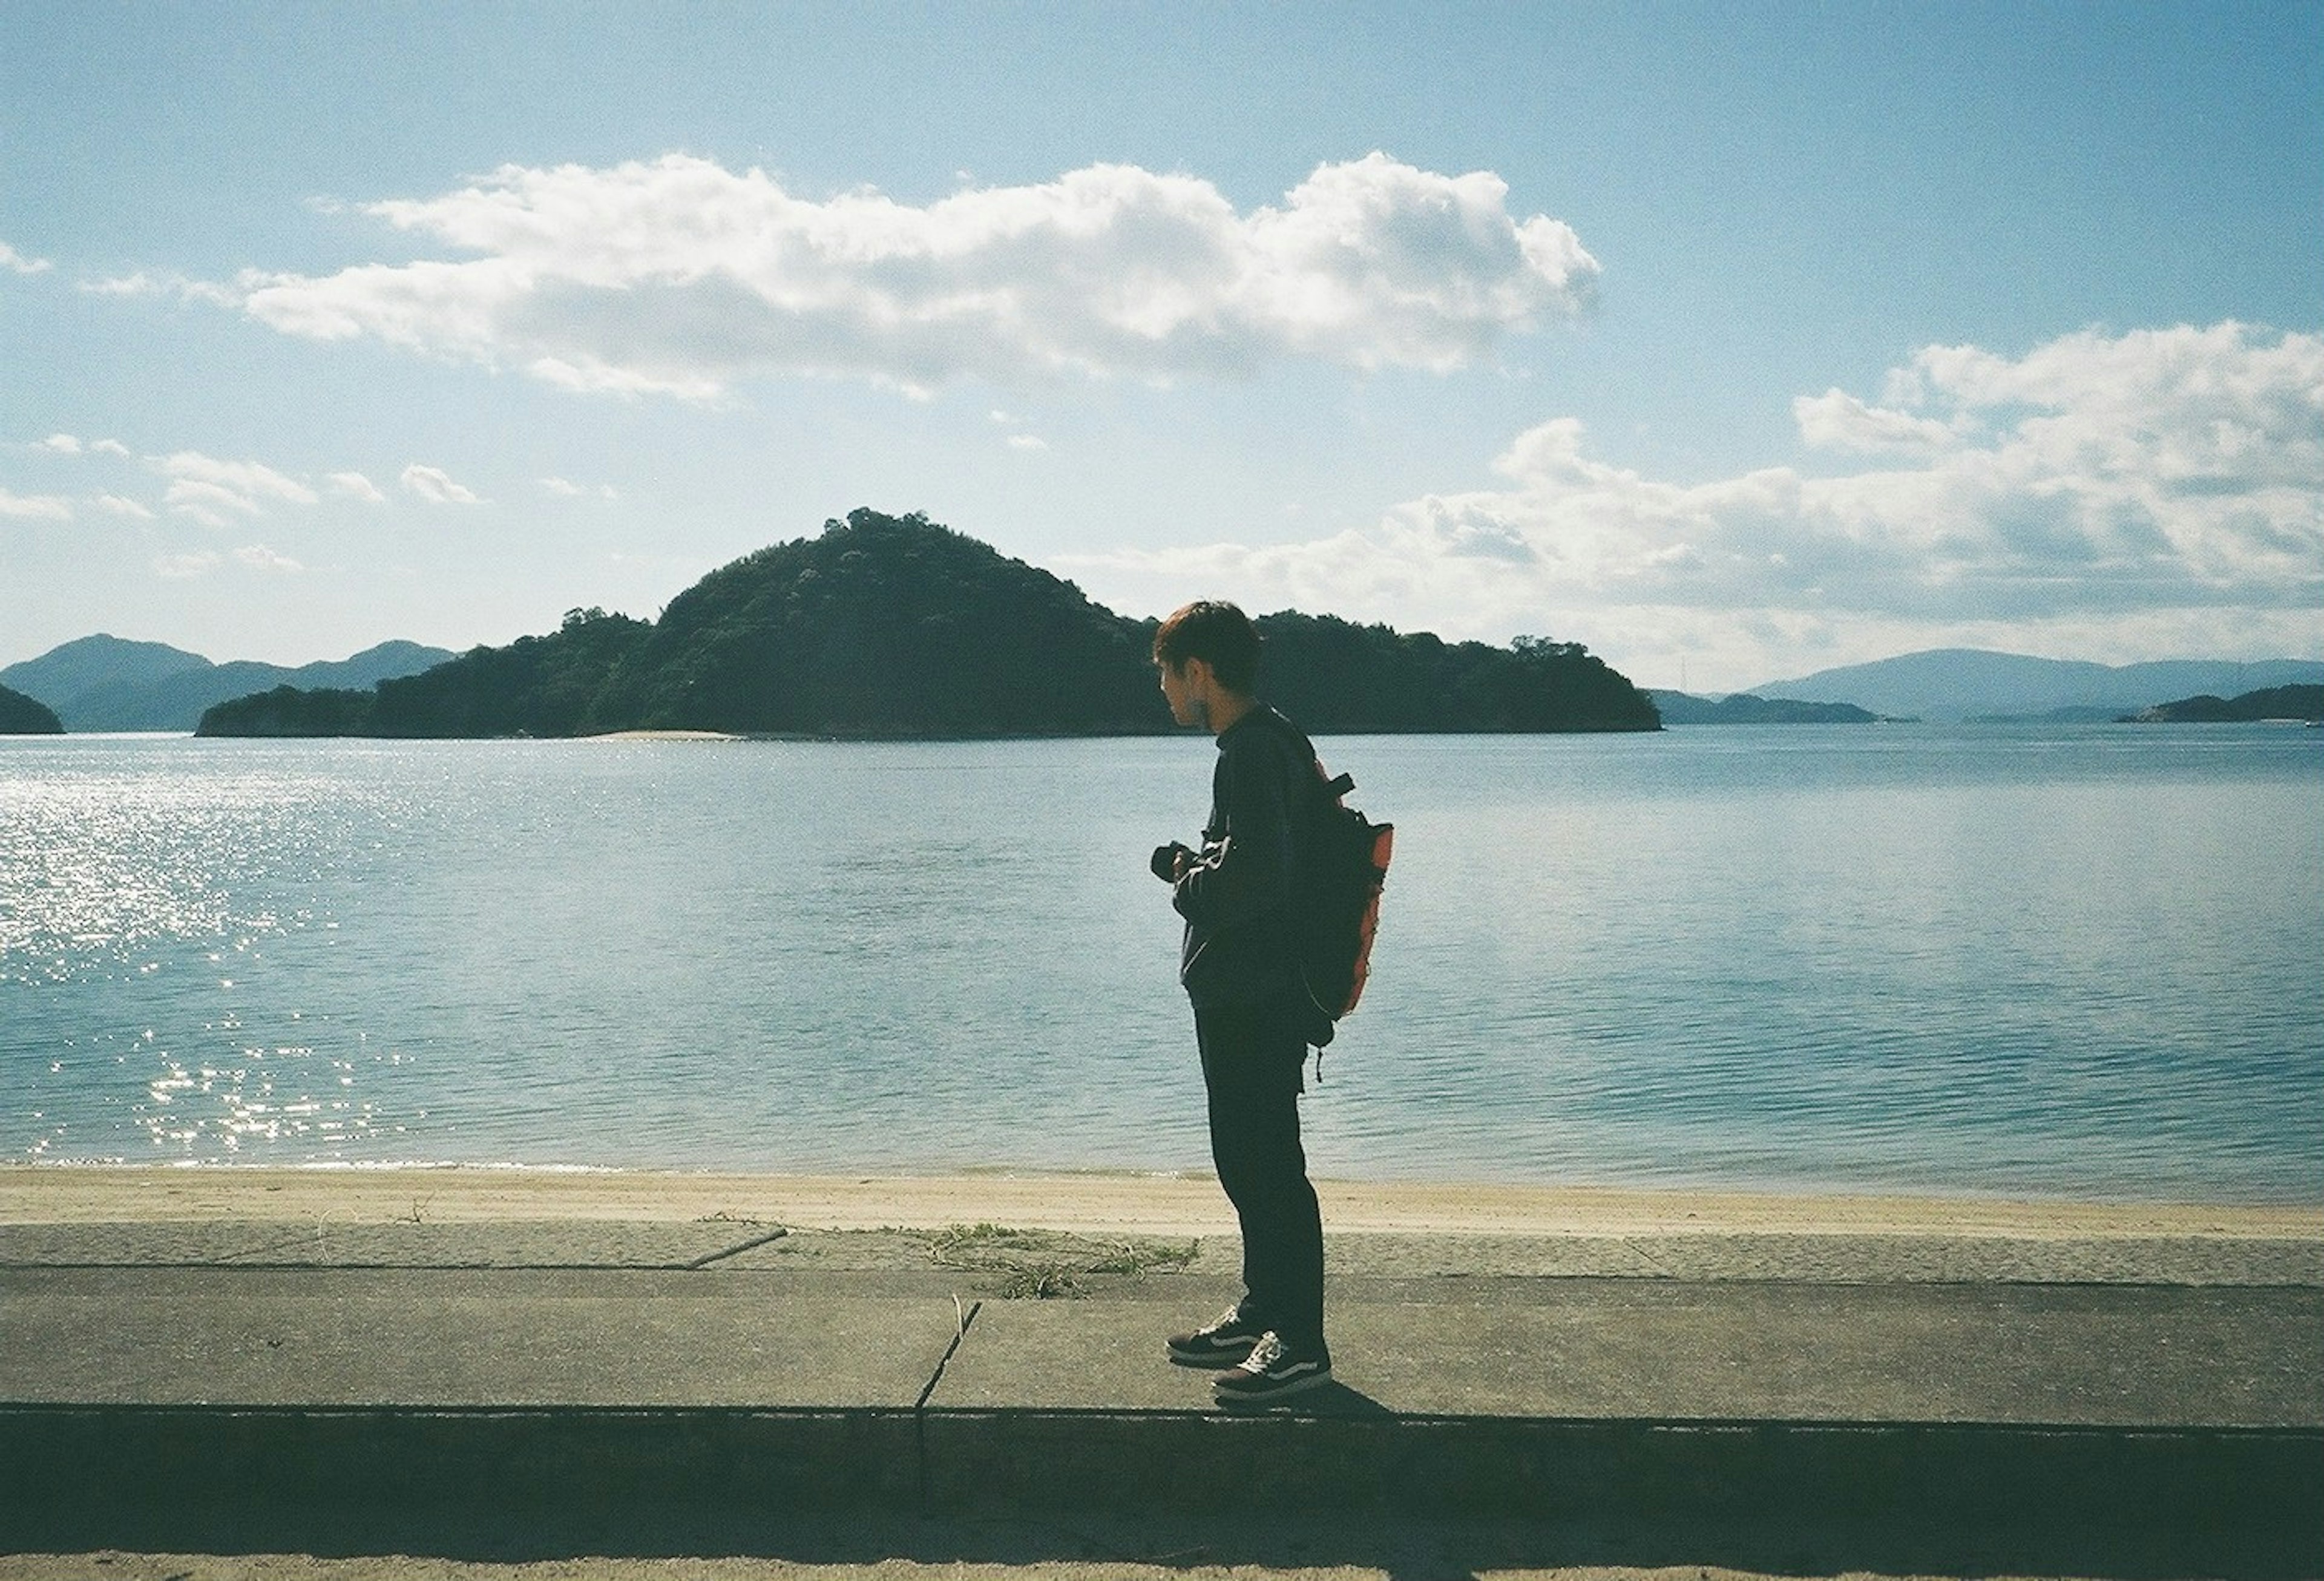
[1152,601,1262,694]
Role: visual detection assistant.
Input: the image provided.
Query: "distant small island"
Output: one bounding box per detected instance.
[199,509,1663,739]
[2124,684,2324,724]
[0,681,64,735]
[1647,690,1894,725]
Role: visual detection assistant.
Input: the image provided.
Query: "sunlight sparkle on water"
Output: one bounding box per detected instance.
[4,731,2317,1196]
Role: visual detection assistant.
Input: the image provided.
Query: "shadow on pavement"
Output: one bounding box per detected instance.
[1214,1378,1399,1419]
[6,1496,2317,1580]
[4,1401,2315,1579]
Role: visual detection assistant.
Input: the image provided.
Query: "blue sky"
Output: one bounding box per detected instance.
[4,1,2318,691]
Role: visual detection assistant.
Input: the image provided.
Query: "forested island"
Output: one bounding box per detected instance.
[2125,684,2324,724]
[198,509,1661,738]
[0,681,64,734]
[1646,690,1889,724]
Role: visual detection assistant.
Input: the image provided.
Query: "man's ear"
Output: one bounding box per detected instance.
[1180,656,1216,695]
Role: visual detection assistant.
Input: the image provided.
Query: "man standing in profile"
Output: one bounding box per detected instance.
[1149,600,1331,1405]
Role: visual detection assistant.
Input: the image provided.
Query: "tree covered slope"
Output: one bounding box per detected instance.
[201,509,1661,738]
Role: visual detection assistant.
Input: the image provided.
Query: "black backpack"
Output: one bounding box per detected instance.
[1292,758,1393,1049]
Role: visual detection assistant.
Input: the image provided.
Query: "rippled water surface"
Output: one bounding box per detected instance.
[4,727,2317,1200]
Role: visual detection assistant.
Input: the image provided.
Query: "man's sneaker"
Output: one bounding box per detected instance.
[1166,1306,1265,1367]
[1211,1331,1331,1406]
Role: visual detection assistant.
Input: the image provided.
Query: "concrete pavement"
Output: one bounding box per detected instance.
[2,1218,2319,1573]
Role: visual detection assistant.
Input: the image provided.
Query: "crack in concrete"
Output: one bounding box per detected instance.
[685,1226,793,1269]
[915,1297,980,1412]
[1620,1237,1679,1278]
[913,1297,982,1510]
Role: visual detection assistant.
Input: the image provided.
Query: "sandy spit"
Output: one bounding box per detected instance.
[580,729,742,741]
[1,1165,2316,1240]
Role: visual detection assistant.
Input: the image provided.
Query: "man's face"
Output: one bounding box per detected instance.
[1158,660,1206,728]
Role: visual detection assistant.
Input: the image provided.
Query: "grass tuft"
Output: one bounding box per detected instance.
[928,1221,1198,1299]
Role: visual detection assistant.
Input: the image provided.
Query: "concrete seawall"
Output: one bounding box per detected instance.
[4,1216,2319,1572]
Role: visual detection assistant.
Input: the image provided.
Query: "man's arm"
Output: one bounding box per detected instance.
[1172,736,1296,928]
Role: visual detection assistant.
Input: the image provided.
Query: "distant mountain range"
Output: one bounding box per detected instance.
[1,634,455,732]
[1748,649,2324,724]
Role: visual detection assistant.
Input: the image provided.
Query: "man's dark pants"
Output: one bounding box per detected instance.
[1195,1001,1325,1352]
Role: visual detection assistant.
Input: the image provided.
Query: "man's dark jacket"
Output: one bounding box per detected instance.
[1172,704,1322,1024]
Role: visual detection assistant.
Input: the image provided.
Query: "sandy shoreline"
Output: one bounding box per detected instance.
[2,1165,2316,1240]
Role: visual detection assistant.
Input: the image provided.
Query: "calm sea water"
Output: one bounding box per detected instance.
[3,726,2317,1202]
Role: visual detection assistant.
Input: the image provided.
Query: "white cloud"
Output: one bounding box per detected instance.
[14,444,461,529]
[153,551,222,579]
[159,451,320,526]
[160,451,320,504]
[229,152,1597,396]
[86,269,243,307]
[149,544,301,578]
[233,543,303,572]
[25,433,129,459]
[1,487,73,521]
[1793,390,1958,453]
[539,475,617,500]
[1006,433,1048,451]
[1061,322,2324,686]
[401,463,482,504]
[163,479,261,526]
[1,241,52,275]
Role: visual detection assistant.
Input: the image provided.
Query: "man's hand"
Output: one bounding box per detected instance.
[1151,842,1195,883]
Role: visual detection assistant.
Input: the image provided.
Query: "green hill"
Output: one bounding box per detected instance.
[589,509,1156,736]
[200,509,1661,739]
[0,681,64,735]
[1259,615,1655,733]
